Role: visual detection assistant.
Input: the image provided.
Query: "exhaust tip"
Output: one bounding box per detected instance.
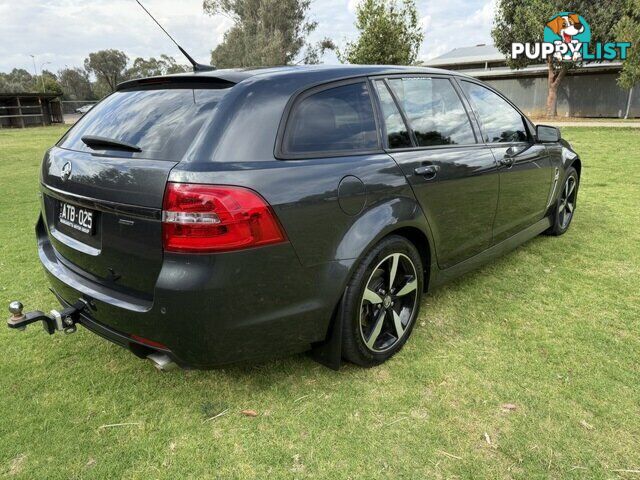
[147,352,178,371]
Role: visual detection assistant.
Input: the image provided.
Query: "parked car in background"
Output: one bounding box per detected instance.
[23,65,581,370]
[74,104,94,115]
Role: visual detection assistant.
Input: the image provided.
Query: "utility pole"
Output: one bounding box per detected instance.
[30,54,38,78]
[40,61,51,92]
[624,86,634,120]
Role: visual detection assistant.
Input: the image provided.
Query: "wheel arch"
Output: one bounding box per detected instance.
[384,226,431,292]
[570,157,582,179]
[334,196,436,293]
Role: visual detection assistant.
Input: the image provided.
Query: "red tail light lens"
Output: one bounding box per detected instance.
[130,334,168,350]
[162,183,287,253]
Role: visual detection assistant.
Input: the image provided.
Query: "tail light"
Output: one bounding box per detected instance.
[162,183,287,253]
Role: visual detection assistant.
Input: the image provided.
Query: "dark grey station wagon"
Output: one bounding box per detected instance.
[18,65,581,370]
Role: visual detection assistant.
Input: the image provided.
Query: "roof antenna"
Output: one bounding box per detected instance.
[135,0,215,72]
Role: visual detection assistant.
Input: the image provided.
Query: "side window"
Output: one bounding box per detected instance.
[460,81,529,143]
[387,77,476,147]
[283,82,378,155]
[373,80,412,148]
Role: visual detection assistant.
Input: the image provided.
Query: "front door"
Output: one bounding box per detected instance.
[459,80,554,243]
[372,77,500,269]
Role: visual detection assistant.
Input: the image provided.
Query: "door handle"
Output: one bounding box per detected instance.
[414,165,439,179]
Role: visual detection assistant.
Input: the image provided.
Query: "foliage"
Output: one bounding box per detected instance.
[492,0,634,116]
[300,38,337,65]
[338,0,423,65]
[0,68,63,95]
[1,125,640,478]
[58,67,94,101]
[0,68,36,93]
[126,55,189,79]
[83,49,129,93]
[38,70,63,95]
[616,0,640,90]
[204,0,327,67]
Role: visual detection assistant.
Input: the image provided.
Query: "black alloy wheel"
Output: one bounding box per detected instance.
[546,166,579,236]
[341,236,423,367]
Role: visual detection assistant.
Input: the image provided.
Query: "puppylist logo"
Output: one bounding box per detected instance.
[512,12,631,62]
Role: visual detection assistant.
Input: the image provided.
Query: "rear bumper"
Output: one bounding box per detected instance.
[52,291,185,366]
[37,216,352,368]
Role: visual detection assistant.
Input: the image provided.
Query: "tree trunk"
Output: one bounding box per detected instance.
[545,60,566,118]
[545,82,558,118]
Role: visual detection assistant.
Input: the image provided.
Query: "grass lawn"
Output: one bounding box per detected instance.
[0,126,638,479]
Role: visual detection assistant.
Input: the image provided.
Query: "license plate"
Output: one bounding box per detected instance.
[58,201,95,235]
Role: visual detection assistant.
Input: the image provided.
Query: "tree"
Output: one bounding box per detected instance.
[0,68,35,92]
[204,0,328,67]
[126,55,188,79]
[616,0,640,91]
[37,70,63,95]
[84,49,129,93]
[338,0,423,65]
[302,39,337,65]
[492,0,633,117]
[58,67,94,100]
[0,68,62,94]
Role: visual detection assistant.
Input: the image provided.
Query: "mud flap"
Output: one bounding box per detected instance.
[308,291,348,371]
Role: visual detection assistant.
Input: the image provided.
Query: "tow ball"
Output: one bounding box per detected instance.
[7,300,88,335]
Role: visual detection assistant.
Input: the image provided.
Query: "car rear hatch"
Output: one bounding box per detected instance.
[40,78,233,298]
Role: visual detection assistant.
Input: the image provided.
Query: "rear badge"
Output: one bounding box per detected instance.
[61,161,72,182]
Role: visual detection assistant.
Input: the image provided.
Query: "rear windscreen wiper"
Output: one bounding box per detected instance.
[81,135,142,152]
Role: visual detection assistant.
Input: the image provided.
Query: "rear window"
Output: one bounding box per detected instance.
[59,88,229,161]
[283,82,379,156]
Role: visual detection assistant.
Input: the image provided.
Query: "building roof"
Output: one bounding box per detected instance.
[425,45,505,67]
[468,61,622,78]
[425,44,623,77]
[0,92,61,99]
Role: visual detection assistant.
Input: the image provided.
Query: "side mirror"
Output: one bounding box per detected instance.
[536,124,561,143]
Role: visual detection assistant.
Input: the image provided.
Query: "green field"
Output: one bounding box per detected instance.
[1,126,638,479]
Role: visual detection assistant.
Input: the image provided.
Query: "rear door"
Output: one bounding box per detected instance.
[458,80,554,243]
[40,87,227,296]
[373,76,500,269]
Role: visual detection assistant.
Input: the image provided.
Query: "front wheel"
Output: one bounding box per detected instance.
[340,236,423,367]
[545,166,579,236]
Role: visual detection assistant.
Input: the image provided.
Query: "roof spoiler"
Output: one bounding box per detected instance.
[116,75,236,91]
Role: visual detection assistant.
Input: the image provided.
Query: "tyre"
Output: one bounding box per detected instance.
[341,235,423,367]
[545,166,579,236]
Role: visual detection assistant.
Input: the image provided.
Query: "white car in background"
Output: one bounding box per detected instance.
[74,104,94,115]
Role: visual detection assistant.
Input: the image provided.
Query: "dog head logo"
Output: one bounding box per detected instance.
[544,12,590,60]
[544,12,590,44]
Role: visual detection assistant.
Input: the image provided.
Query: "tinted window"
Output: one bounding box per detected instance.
[284,82,378,154]
[387,77,475,146]
[373,80,412,148]
[60,88,228,161]
[461,81,528,143]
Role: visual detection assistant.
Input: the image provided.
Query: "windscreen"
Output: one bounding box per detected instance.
[59,88,229,161]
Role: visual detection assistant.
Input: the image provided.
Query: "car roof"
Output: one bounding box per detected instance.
[117,64,466,90]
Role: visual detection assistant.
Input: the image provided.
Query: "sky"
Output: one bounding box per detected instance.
[0,0,496,74]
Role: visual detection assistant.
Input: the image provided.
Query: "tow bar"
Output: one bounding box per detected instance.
[7,299,88,335]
